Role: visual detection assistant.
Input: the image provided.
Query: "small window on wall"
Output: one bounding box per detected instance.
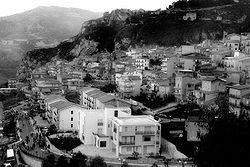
[100,141,106,148]
[71,124,73,128]
[143,136,151,142]
[97,119,103,126]
[114,110,118,117]
[71,111,73,114]
[71,117,73,121]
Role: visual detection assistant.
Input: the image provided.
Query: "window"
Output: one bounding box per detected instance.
[125,126,128,132]
[71,117,73,121]
[71,111,73,114]
[145,126,151,132]
[143,136,151,142]
[100,141,106,148]
[114,110,118,117]
[98,128,102,134]
[127,147,132,152]
[97,119,103,126]
[71,124,73,128]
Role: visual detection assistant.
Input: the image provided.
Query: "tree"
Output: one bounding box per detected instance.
[64,90,81,104]
[89,156,107,167]
[100,83,117,93]
[84,73,93,83]
[56,155,69,167]
[121,161,129,167]
[48,124,57,135]
[195,94,250,167]
[42,154,55,167]
[0,93,5,101]
[132,151,139,159]
[70,152,88,167]
[152,163,158,167]
[149,59,162,67]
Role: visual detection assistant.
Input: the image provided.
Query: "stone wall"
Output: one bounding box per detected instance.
[19,149,43,167]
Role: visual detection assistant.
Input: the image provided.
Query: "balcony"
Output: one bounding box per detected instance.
[135,131,155,135]
[229,94,241,99]
[119,141,135,145]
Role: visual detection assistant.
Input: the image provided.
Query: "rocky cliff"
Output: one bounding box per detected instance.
[21,2,250,74]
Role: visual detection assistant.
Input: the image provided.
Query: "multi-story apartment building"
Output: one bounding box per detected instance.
[240,37,250,53]
[241,93,250,117]
[135,58,150,70]
[0,88,17,94]
[174,70,194,103]
[0,102,3,137]
[194,77,226,105]
[79,87,134,110]
[228,85,250,116]
[8,78,17,88]
[47,100,86,132]
[78,107,131,150]
[223,52,250,71]
[224,33,241,51]
[117,76,142,98]
[176,53,211,71]
[111,115,161,157]
[161,57,178,77]
[78,106,161,157]
[67,79,84,90]
[34,78,63,95]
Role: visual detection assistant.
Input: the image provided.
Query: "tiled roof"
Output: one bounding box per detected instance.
[203,77,226,82]
[229,84,250,90]
[86,89,103,96]
[97,94,115,103]
[78,87,96,92]
[49,100,85,112]
[181,53,211,60]
[45,95,66,104]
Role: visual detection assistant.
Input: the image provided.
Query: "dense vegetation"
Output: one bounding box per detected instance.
[49,136,82,151]
[0,89,27,109]
[132,92,175,109]
[43,152,108,167]
[172,0,236,9]
[64,90,81,104]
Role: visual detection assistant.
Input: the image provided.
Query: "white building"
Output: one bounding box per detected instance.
[161,56,178,77]
[78,107,161,157]
[135,58,150,70]
[47,100,86,132]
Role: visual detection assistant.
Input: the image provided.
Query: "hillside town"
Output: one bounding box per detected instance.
[1,31,250,167]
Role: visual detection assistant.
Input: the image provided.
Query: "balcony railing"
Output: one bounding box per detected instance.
[229,102,240,108]
[135,131,155,135]
[119,142,135,145]
[229,94,241,99]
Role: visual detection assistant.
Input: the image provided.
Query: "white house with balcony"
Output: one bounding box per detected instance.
[111,115,161,157]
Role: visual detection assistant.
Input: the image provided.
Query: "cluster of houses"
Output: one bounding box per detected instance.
[173,32,250,117]
[6,31,250,156]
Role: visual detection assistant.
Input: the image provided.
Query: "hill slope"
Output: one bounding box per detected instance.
[0,6,101,84]
[20,2,250,81]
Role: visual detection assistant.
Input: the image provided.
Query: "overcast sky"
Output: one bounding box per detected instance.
[0,0,176,16]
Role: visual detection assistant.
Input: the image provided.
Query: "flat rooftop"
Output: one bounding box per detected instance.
[115,116,159,126]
